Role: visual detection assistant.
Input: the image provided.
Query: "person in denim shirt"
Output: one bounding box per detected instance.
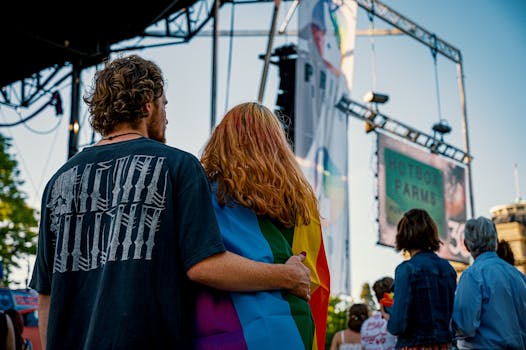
[451,216,526,349]
[387,209,457,349]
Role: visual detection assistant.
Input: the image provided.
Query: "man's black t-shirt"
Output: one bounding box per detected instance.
[30,138,226,349]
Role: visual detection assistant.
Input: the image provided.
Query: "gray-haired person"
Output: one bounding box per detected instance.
[452,216,526,349]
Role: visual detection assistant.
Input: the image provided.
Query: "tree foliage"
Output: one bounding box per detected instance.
[360,282,378,312]
[325,286,383,348]
[0,133,38,286]
[325,294,353,349]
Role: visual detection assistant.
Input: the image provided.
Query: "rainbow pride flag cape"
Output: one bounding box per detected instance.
[194,189,330,350]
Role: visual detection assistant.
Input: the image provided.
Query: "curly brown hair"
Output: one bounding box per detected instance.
[83,54,165,136]
[347,303,370,332]
[395,208,441,252]
[200,102,319,227]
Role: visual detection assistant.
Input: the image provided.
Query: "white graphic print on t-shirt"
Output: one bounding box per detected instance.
[48,155,168,273]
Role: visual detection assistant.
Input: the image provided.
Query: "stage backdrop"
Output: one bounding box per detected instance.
[296,0,358,295]
[377,132,470,263]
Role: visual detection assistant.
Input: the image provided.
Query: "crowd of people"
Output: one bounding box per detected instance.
[330,210,526,350]
[13,53,524,349]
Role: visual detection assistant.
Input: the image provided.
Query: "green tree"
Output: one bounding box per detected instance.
[0,133,38,286]
[360,282,377,312]
[325,294,353,349]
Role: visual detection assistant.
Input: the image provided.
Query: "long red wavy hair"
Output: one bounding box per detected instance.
[200,102,319,227]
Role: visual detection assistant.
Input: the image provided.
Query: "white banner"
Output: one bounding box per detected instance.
[296,0,357,295]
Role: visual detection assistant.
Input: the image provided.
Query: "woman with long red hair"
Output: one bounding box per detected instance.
[194,102,330,350]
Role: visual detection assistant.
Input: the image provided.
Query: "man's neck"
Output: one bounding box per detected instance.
[98,122,148,145]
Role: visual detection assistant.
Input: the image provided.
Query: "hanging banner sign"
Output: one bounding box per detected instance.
[296,0,358,295]
[377,133,470,263]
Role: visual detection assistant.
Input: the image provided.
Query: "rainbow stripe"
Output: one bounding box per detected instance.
[194,190,330,349]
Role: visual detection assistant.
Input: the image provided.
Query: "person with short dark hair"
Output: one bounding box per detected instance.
[387,208,457,349]
[452,216,526,349]
[29,54,311,350]
[330,303,370,350]
[372,277,393,302]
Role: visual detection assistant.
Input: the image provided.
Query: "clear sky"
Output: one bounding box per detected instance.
[1,0,525,298]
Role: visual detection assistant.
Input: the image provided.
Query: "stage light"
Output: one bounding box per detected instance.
[364,111,377,134]
[431,119,452,143]
[432,119,452,135]
[365,120,376,133]
[362,92,387,134]
[51,91,63,116]
[363,91,389,104]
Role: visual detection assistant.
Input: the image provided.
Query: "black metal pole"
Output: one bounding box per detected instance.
[457,59,475,217]
[68,65,81,159]
[258,0,280,103]
[210,0,220,132]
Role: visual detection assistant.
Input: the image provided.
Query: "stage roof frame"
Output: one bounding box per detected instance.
[0,0,225,108]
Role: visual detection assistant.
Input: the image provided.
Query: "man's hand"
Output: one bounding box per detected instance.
[284,252,311,300]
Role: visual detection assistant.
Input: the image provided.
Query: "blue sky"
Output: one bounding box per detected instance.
[1,0,525,297]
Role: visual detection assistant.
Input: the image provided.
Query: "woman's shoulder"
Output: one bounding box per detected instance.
[395,258,415,272]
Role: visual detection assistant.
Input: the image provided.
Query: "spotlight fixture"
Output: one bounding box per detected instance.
[362,92,388,134]
[51,91,63,116]
[364,110,377,134]
[432,119,452,135]
[432,119,452,143]
[363,91,389,104]
[365,120,376,133]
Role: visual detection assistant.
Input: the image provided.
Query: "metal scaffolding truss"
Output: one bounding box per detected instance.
[124,0,217,45]
[0,0,463,110]
[0,0,219,110]
[354,0,474,216]
[0,65,71,110]
[0,0,281,111]
[3,0,463,107]
[0,0,474,214]
[336,95,471,164]
[354,0,461,63]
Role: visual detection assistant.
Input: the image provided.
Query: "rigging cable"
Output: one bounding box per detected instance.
[368,6,377,92]
[19,109,63,135]
[18,90,66,135]
[224,2,236,114]
[0,92,59,128]
[36,117,63,200]
[431,34,443,124]
[0,88,68,208]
